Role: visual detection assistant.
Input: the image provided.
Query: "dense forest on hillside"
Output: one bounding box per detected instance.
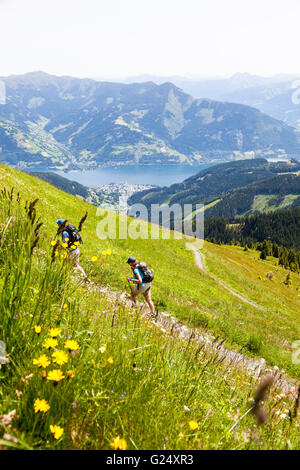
[205,206,300,249]
[205,174,300,219]
[205,206,300,273]
[255,240,300,274]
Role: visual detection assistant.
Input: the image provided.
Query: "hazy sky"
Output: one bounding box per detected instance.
[0,0,299,79]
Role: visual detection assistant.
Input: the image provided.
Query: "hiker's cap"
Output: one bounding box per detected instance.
[56,219,66,224]
[126,256,136,264]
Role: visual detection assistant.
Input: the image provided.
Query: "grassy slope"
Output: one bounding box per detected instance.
[0,163,300,450]
[251,194,300,214]
[1,164,300,377]
[203,243,300,375]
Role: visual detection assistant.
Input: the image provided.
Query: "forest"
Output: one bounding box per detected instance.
[204,206,300,273]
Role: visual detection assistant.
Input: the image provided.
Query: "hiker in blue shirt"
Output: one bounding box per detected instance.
[126,256,155,316]
[56,219,89,280]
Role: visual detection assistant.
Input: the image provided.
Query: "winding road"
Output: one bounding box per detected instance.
[191,245,264,311]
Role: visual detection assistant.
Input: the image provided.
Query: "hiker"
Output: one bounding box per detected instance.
[126,256,155,316]
[56,219,89,280]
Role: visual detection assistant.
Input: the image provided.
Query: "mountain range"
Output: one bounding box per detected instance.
[119,73,300,130]
[0,71,299,170]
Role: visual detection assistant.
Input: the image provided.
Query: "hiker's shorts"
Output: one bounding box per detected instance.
[133,283,151,296]
[68,247,80,264]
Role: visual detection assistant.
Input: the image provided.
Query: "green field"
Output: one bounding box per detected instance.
[0,164,299,450]
[251,194,300,214]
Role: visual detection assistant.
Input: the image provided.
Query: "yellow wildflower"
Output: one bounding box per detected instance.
[33,354,50,368]
[49,328,61,338]
[106,249,112,255]
[43,338,58,349]
[34,398,50,414]
[67,370,75,380]
[188,420,199,431]
[63,304,68,310]
[61,253,67,259]
[91,256,98,262]
[64,339,79,351]
[110,436,127,450]
[47,369,65,383]
[50,240,57,246]
[52,350,68,365]
[74,241,80,246]
[70,245,76,249]
[107,357,114,364]
[101,250,107,256]
[50,424,64,440]
[178,432,184,438]
[34,325,41,334]
[54,250,59,257]
[62,242,68,248]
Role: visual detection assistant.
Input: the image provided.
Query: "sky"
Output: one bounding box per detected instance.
[0,0,300,79]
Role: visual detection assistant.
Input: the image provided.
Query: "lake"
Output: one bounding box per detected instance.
[30,164,215,188]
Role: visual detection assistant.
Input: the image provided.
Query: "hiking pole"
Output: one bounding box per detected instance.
[127,278,133,294]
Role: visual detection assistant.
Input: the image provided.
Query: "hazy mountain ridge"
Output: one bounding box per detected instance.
[0,71,299,169]
[222,81,300,130]
[122,73,300,130]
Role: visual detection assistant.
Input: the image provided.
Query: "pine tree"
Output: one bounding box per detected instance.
[260,249,267,260]
[272,242,279,258]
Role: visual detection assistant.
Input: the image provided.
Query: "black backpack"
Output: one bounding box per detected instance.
[137,262,154,283]
[64,225,82,247]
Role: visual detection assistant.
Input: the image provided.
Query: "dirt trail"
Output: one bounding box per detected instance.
[191,245,264,311]
[83,278,298,394]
